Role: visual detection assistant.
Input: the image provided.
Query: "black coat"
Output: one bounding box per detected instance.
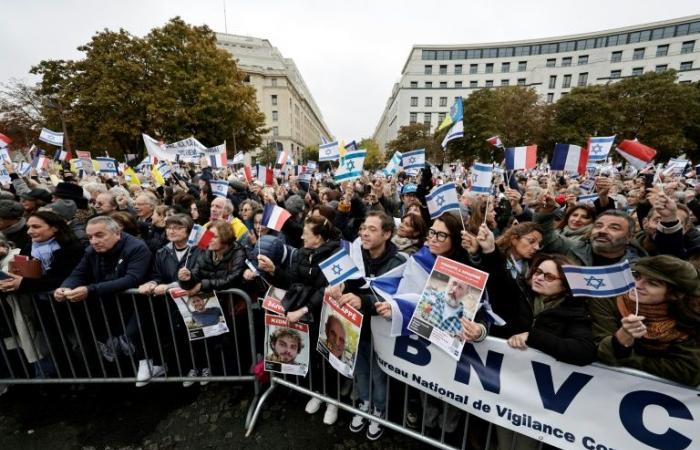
[18,241,85,293]
[180,243,246,292]
[152,244,202,285]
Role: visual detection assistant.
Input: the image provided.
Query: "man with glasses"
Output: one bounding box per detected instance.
[94,192,118,216]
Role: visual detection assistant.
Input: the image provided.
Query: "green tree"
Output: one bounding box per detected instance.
[30,17,266,160]
[358,138,384,170]
[300,144,318,163]
[0,80,44,152]
[386,123,442,164]
[256,143,278,166]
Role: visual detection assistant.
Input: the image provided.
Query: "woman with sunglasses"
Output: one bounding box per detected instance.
[588,255,700,387]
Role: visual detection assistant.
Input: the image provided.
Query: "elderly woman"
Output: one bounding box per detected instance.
[238,199,262,231]
[588,255,700,387]
[556,203,597,241]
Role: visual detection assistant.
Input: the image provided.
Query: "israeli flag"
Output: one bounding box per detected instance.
[401,149,425,170]
[96,157,118,174]
[39,127,64,146]
[562,260,635,298]
[389,247,435,336]
[471,162,493,194]
[319,141,340,162]
[425,182,460,220]
[577,193,598,204]
[383,151,402,177]
[319,248,361,286]
[334,149,366,182]
[210,180,229,198]
[588,136,616,162]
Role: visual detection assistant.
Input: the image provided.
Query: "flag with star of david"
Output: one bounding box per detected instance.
[587,135,616,162]
[334,149,366,182]
[319,248,362,286]
[562,260,635,298]
[425,182,460,220]
[319,140,340,162]
[401,148,425,170]
[470,162,493,194]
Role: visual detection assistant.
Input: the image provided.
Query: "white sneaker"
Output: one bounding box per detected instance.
[135,359,165,387]
[200,367,210,386]
[323,403,338,425]
[305,397,322,414]
[182,369,198,388]
[349,400,369,432]
[366,407,384,441]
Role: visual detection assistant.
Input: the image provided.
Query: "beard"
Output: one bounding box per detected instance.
[591,234,627,254]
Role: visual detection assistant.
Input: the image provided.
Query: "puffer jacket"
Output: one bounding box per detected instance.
[180,243,246,292]
[152,243,201,286]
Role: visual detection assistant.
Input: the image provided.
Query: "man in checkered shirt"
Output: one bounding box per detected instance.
[419,278,469,335]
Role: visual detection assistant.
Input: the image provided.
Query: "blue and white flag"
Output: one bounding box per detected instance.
[664,158,688,176]
[232,152,245,164]
[587,135,615,162]
[577,193,599,204]
[39,127,64,146]
[441,120,464,149]
[307,160,317,171]
[156,161,172,179]
[425,182,460,219]
[319,248,361,286]
[471,162,493,194]
[334,149,366,182]
[344,140,359,152]
[319,141,340,162]
[562,260,635,298]
[389,246,435,336]
[96,157,118,174]
[383,151,402,177]
[210,180,229,198]
[401,149,425,170]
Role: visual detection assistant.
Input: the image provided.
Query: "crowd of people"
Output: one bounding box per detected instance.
[0,154,698,446]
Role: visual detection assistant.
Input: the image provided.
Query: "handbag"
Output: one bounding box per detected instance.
[8,258,43,279]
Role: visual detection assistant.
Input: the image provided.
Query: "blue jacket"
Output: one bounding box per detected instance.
[61,233,152,298]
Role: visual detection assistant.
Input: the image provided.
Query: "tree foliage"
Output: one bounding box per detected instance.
[27,17,266,159]
[358,138,384,169]
[0,80,45,151]
[386,123,443,164]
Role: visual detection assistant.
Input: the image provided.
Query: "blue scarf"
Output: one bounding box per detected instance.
[31,238,61,273]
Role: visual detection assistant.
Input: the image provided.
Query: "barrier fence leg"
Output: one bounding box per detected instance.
[244,379,277,437]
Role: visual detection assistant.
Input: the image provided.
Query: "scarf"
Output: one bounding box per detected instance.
[617,295,692,352]
[31,238,61,273]
[559,224,593,241]
[391,235,420,253]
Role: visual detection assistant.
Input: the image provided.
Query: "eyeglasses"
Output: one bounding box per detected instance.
[532,268,560,282]
[427,229,450,243]
[166,225,187,231]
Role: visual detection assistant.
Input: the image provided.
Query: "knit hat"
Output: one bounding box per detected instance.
[633,255,700,296]
[284,195,304,216]
[20,188,52,203]
[41,199,77,222]
[0,200,24,219]
[53,182,88,209]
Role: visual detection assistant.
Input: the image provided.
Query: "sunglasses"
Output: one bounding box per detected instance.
[532,268,560,282]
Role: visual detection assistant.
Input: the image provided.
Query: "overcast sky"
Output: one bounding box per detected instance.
[2,1,699,141]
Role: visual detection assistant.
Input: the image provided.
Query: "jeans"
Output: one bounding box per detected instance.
[354,336,386,412]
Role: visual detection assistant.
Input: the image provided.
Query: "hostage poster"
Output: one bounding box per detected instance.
[316,294,363,378]
[169,288,229,340]
[264,314,310,376]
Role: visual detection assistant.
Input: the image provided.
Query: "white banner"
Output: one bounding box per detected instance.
[142,134,207,162]
[371,317,699,450]
[39,127,64,146]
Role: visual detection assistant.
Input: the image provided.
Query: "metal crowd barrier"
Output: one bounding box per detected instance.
[0,288,263,430]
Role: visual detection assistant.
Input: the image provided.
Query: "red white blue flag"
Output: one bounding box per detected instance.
[550,143,589,175]
[504,145,537,171]
[261,203,292,232]
[616,140,656,169]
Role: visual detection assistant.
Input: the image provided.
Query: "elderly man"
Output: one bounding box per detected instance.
[206,196,248,241]
[19,188,52,216]
[0,200,29,250]
[94,192,118,216]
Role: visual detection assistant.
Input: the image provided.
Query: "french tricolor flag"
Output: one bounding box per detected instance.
[54,149,71,161]
[261,203,292,232]
[31,154,49,170]
[276,149,289,169]
[0,133,12,148]
[256,164,274,185]
[504,145,537,171]
[209,152,227,168]
[187,224,215,249]
[616,140,657,170]
[550,143,589,175]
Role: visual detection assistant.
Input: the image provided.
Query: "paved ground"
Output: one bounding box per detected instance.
[0,382,433,449]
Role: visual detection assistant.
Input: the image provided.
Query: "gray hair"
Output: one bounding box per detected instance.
[86,216,122,233]
[83,182,108,196]
[136,192,159,208]
[109,186,133,207]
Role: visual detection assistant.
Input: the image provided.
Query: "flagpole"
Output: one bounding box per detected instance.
[632,285,640,317]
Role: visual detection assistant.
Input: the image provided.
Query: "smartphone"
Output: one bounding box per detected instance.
[0,271,12,280]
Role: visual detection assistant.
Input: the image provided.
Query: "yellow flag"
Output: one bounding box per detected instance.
[437,115,453,131]
[124,167,141,186]
[338,140,346,160]
[151,165,165,187]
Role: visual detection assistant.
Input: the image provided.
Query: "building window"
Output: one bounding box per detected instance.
[681,40,695,54]
[485,80,494,88]
[410,96,418,107]
[656,44,669,57]
[423,113,432,126]
[501,79,509,86]
[561,57,572,67]
[546,93,554,103]
[578,55,589,65]
[271,95,277,106]
[439,65,447,75]
[562,74,572,88]
[409,112,417,124]
[410,81,418,88]
[455,64,463,75]
[439,96,448,107]
[485,63,494,74]
[632,67,644,76]
[425,82,432,88]
[425,97,432,107]
[655,64,667,73]
[633,48,645,60]
[561,92,568,97]
[611,51,622,62]
[546,58,556,68]
[272,110,278,121]
[455,81,463,88]
[548,75,557,89]
[424,65,433,75]
[438,112,446,123]
[501,62,510,73]
[469,80,478,88]
[271,78,278,87]
[517,78,526,86]
[680,61,693,71]
[518,61,527,72]
[470,64,478,74]
[439,81,447,88]
[272,126,279,137]
[578,72,588,87]
[610,70,621,79]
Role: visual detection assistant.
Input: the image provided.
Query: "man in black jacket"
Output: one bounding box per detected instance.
[0,200,29,250]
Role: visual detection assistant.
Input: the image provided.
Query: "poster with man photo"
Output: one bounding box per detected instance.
[261,286,287,316]
[264,314,309,376]
[316,294,363,378]
[408,256,488,360]
[169,288,229,340]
